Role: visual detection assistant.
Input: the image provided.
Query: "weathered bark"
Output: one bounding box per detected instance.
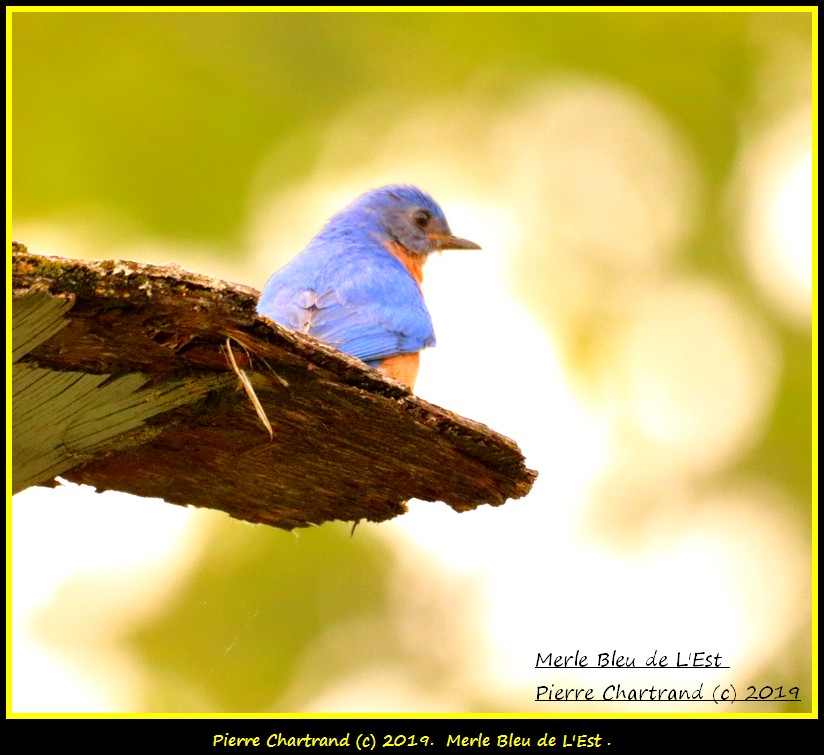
[12,243,537,530]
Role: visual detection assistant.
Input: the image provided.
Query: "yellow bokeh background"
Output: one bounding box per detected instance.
[10,9,814,714]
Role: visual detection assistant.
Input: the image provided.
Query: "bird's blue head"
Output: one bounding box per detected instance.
[326,185,480,255]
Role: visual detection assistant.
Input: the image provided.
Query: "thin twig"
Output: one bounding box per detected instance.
[224,337,273,439]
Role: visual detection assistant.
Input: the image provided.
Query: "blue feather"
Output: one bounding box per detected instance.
[257,185,474,369]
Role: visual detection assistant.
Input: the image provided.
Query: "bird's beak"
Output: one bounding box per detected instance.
[429,233,482,251]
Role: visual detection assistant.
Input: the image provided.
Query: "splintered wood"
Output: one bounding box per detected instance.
[12,243,537,530]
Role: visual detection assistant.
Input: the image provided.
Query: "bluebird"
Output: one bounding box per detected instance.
[257,185,480,388]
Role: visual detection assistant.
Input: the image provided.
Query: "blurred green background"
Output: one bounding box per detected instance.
[11,10,813,714]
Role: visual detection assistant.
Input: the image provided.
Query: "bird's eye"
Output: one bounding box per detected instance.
[413,210,431,228]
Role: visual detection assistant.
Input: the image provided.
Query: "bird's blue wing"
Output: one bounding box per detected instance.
[257,243,435,365]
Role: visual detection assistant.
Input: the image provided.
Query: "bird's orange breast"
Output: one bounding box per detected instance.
[384,241,427,288]
[378,352,421,388]
[377,241,428,388]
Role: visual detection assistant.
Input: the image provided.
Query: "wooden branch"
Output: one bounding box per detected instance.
[11,242,537,530]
